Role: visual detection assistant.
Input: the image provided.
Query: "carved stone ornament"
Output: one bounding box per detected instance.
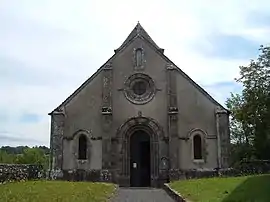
[133,47,145,71]
[160,157,169,170]
[123,73,156,105]
[168,107,178,114]
[166,64,176,70]
[102,107,112,114]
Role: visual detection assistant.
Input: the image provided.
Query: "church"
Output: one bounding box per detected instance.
[49,23,230,187]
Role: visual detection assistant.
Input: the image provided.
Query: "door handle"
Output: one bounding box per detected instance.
[133,162,137,168]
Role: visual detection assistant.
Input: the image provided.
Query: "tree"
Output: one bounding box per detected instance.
[16,148,47,168]
[0,146,50,170]
[0,150,15,164]
[226,45,270,161]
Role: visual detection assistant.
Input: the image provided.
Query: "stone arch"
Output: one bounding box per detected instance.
[193,135,202,159]
[133,47,145,70]
[116,116,164,141]
[115,116,165,187]
[187,128,207,162]
[72,129,92,140]
[72,129,92,161]
[78,135,87,160]
[135,48,143,67]
[187,128,207,139]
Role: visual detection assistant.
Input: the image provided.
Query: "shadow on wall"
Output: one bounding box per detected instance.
[222,175,270,202]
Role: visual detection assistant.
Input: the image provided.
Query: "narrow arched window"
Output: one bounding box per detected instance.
[135,48,143,67]
[193,135,202,159]
[78,135,87,160]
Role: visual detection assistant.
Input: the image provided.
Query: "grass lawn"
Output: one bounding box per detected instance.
[169,174,270,202]
[0,181,117,202]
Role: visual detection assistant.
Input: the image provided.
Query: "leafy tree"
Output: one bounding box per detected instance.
[226,45,270,162]
[0,146,50,170]
[0,150,15,164]
[16,148,47,168]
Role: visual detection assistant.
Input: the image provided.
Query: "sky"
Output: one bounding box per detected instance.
[1,0,270,147]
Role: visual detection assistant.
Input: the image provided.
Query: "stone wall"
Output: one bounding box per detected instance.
[60,169,113,182]
[169,160,270,181]
[0,164,43,183]
[58,169,167,187]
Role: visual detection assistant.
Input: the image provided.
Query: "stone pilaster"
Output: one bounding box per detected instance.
[166,64,179,169]
[101,63,113,169]
[50,110,65,172]
[216,107,230,168]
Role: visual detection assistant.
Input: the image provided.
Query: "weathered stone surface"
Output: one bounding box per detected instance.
[163,184,187,202]
[167,64,179,170]
[49,168,63,180]
[48,23,231,187]
[216,108,230,168]
[0,164,43,183]
[50,112,64,171]
[61,169,113,182]
[168,161,270,181]
[101,63,113,169]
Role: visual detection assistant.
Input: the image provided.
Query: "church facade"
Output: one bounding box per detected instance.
[49,23,230,187]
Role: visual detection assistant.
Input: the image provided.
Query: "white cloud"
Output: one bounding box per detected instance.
[1,0,270,146]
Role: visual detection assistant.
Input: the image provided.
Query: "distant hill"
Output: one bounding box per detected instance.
[0,146,50,155]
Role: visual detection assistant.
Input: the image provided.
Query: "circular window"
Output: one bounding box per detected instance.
[132,80,148,95]
[124,73,156,105]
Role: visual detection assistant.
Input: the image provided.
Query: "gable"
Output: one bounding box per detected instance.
[49,23,229,115]
[49,28,144,114]
[131,35,229,113]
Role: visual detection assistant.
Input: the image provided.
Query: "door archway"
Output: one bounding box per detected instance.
[115,116,165,187]
[130,130,151,187]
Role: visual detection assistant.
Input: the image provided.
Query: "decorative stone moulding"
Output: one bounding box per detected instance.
[101,107,112,114]
[103,63,113,70]
[166,64,177,70]
[133,47,146,71]
[160,157,169,170]
[168,107,178,114]
[123,73,156,105]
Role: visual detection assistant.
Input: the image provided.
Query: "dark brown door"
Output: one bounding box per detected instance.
[130,130,151,187]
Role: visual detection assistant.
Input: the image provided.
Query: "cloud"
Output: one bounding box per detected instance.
[0,109,8,123]
[203,81,243,104]
[19,113,41,123]
[247,11,270,29]
[0,0,269,146]
[195,33,260,60]
[0,132,45,147]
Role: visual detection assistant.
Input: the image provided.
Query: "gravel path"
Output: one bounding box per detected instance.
[111,187,175,202]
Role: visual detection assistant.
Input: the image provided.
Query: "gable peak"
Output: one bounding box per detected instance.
[135,21,142,33]
[115,22,163,53]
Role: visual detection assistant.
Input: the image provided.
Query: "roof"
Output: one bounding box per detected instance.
[49,22,230,115]
[115,22,164,53]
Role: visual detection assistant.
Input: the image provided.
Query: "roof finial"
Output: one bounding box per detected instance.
[136,21,141,33]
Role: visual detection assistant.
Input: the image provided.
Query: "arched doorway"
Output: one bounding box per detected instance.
[115,116,165,187]
[130,130,151,187]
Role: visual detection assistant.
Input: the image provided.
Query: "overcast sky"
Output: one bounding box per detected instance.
[1,0,269,147]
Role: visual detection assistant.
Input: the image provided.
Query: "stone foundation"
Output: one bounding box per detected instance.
[169,161,270,181]
[0,164,43,183]
[169,169,218,181]
[50,169,168,187]
[49,160,270,185]
[56,169,113,182]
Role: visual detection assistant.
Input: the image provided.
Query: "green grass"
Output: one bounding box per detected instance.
[0,181,117,202]
[169,174,270,202]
